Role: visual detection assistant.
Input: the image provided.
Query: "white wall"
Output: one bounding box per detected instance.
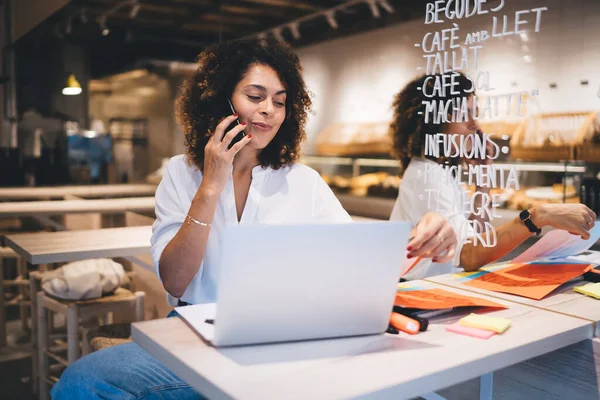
[297,0,600,154]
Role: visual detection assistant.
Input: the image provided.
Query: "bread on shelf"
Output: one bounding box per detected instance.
[576,111,600,162]
[552,183,576,196]
[348,172,389,196]
[367,175,401,198]
[507,186,579,210]
[315,122,392,157]
[321,172,395,197]
[314,117,523,158]
[510,111,598,161]
[327,175,352,193]
[478,121,521,140]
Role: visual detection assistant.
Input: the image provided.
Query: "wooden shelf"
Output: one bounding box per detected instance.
[301,155,585,176]
[335,193,520,226]
[335,193,395,220]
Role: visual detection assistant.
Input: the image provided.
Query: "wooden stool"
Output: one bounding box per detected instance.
[86,322,133,352]
[0,245,20,346]
[29,268,137,396]
[36,287,144,400]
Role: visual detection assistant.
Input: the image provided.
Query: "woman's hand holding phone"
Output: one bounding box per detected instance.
[226,99,247,150]
[200,114,252,195]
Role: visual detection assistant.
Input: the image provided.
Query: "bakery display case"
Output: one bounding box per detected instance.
[308,109,599,220]
[577,112,600,162]
[314,122,392,157]
[301,155,587,220]
[510,111,600,162]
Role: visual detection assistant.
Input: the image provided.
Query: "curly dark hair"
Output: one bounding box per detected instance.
[175,37,312,171]
[390,72,474,173]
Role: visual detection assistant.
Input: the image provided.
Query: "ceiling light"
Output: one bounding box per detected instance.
[325,11,338,29]
[378,0,394,13]
[289,22,300,40]
[367,0,380,18]
[130,2,141,18]
[62,74,82,96]
[273,27,284,42]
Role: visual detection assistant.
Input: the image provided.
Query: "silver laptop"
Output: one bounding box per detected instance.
[176,221,411,347]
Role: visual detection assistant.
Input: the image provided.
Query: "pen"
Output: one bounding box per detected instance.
[401,256,423,278]
[389,312,420,335]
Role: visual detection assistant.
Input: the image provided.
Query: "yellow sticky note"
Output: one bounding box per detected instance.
[452,263,509,279]
[459,313,512,334]
[452,271,477,279]
[574,283,600,299]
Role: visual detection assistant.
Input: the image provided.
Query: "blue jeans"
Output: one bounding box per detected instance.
[51,311,204,400]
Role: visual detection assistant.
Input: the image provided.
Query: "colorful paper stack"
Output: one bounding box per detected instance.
[574,282,600,299]
[446,313,512,339]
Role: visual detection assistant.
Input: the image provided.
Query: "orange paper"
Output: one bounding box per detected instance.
[462,262,593,300]
[394,288,506,310]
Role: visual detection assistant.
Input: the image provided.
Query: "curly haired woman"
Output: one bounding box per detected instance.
[51,38,458,399]
[389,72,596,280]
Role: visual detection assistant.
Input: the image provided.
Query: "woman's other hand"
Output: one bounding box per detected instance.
[531,203,596,240]
[407,212,458,263]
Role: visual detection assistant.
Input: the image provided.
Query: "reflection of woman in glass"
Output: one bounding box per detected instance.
[389,72,596,280]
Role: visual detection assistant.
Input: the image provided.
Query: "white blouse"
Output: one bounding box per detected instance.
[150,155,352,305]
[390,158,473,280]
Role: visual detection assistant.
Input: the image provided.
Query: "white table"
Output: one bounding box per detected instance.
[0,184,157,200]
[132,281,592,400]
[2,225,152,264]
[0,197,156,219]
[427,270,600,337]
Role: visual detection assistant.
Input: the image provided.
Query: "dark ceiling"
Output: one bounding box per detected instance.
[21,0,431,78]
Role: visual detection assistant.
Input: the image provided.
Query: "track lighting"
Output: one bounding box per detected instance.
[378,0,394,14]
[367,0,380,18]
[289,22,300,40]
[273,27,284,42]
[130,2,141,18]
[325,10,338,29]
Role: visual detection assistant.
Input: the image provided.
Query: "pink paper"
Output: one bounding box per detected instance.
[446,321,496,339]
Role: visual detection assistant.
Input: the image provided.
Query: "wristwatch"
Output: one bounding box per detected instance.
[519,209,541,236]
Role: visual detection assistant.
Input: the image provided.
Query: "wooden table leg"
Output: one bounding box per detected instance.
[0,255,6,346]
[37,291,48,400]
[67,304,80,363]
[18,258,29,332]
[30,272,41,395]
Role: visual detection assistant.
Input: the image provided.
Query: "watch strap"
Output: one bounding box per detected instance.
[519,209,541,236]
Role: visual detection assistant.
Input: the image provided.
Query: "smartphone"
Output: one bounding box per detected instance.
[225,99,246,150]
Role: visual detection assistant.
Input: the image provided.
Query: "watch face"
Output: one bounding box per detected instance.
[519,210,530,220]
